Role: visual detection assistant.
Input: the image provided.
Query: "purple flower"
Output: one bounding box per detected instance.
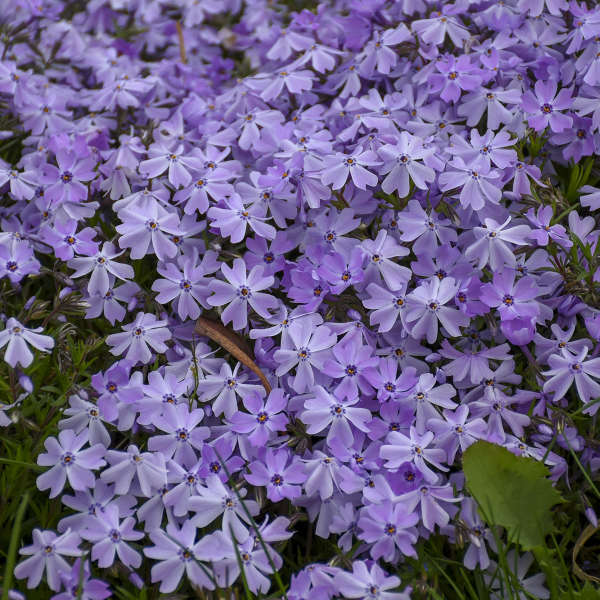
[116,200,180,261]
[14,529,82,592]
[81,504,143,569]
[51,558,111,600]
[380,426,447,483]
[229,388,288,446]
[207,193,276,243]
[152,250,218,320]
[335,561,411,600]
[526,206,572,248]
[40,150,96,204]
[91,362,143,423]
[144,522,226,592]
[106,312,171,365]
[37,429,105,498]
[41,218,98,261]
[543,347,600,410]
[100,444,167,497]
[429,55,482,103]
[188,475,259,540]
[378,132,435,197]
[68,242,134,297]
[324,339,379,399]
[139,144,204,188]
[274,322,337,393]
[365,358,418,402]
[245,448,307,501]
[479,271,540,323]
[302,385,372,446]
[317,248,365,295]
[405,278,470,343]
[357,502,419,561]
[0,240,40,283]
[521,80,573,132]
[207,258,277,330]
[439,157,502,211]
[196,362,265,418]
[0,318,54,368]
[321,149,380,190]
[148,403,209,467]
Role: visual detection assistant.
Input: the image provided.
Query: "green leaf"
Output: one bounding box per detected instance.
[462,441,563,549]
[573,583,600,600]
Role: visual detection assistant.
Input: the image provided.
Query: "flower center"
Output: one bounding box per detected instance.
[61,171,73,183]
[61,452,75,466]
[271,473,283,486]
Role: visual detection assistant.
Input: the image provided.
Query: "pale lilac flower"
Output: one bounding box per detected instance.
[148,403,209,467]
[439,157,502,211]
[188,474,259,541]
[465,217,532,272]
[360,230,411,289]
[116,200,180,261]
[245,448,307,502]
[14,529,82,591]
[274,322,337,393]
[37,429,105,498]
[196,362,265,418]
[405,278,470,343]
[335,561,411,600]
[321,149,380,190]
[152,250,218,320]
[543,347,600,410]
[68,242,134,297]
[144,522,226,592]
[357,502,419,561]
[207,258,277,330]
[302,386,372,446]
[380,426,447,483]
[521,81,573,133]
[82,504,143,569]
[100,444,167,497]
[139,144,204,188]
[229,389,288,446]
[378,132,435,197]
[0,318,54,368]
[106,312,171,365]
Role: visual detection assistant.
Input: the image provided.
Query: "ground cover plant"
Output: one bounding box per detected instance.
[2,0,600,598]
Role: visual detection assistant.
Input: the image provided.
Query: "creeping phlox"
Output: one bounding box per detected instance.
[0,0,599,597]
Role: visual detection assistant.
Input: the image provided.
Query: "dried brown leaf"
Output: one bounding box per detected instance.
[195,316,272,394]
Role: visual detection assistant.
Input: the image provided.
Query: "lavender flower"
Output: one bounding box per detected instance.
[0,318,54,368]
[207,258,277,330]
[105,312,171,365]
[14,529,82,591]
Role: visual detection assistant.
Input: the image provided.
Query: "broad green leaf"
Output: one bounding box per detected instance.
[574,583,600,600]
[463,441,563,549]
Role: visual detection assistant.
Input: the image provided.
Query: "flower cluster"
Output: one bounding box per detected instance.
[0,0,599,597]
